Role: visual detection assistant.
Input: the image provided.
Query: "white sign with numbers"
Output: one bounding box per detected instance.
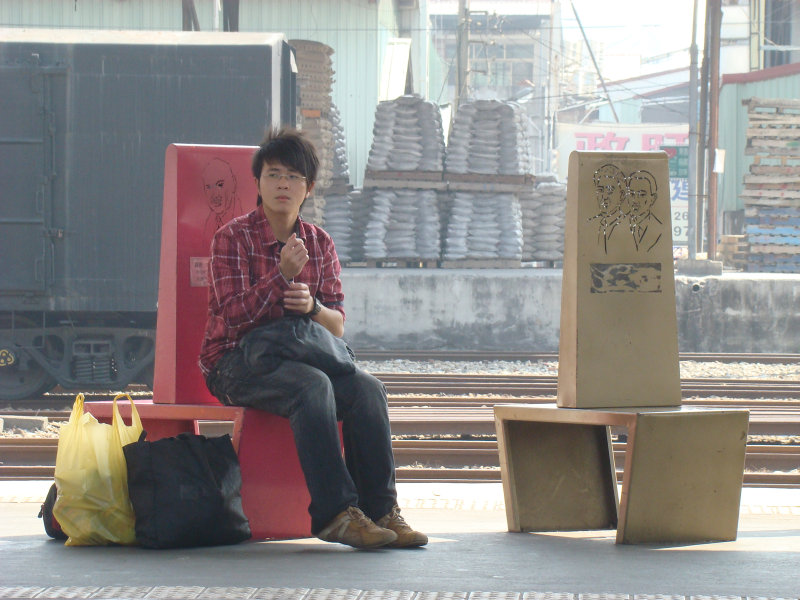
[669,178,688,245]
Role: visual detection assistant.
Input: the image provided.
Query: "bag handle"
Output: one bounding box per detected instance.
[68,393,85,424]
[180,433,227,488]
[111,392,143,431]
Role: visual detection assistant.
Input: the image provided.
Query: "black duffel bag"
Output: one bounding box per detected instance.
[239,315,356,376]
[38,482,68,541]
[123,432,251,549]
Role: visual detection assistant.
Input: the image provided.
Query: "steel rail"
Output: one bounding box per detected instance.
[355,350,800,364]
[374,374,800,399]
[393,469,800,487]
[7,395,800,418]
[20,377,800,403]
[386,406,800,437]
[392,439,800,472]
[4,367,799,411]
[2,438,797,486]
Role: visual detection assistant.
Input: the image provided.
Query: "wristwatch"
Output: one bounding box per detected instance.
[309,297,323,316]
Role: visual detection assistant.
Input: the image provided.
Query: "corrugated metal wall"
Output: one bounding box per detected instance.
[0,0,179,29]
[718,71,800,215]
[238,0,398,187]
[396,0,432,99]
[1,0,404,187]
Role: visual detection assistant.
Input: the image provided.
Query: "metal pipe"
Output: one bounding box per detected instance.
[455,0,470,113]
[687,0,700,259]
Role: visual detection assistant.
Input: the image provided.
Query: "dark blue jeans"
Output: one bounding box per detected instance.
[206,347,397,534]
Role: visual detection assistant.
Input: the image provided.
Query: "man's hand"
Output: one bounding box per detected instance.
[279,233,309,280]
[283,282,315,315]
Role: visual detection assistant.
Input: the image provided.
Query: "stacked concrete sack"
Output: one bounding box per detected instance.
[442,191,523,260]
[367,94,445,171]
[329,105,350,183]
[518,176,567,262]
[322,186,354,264]
[445,99,533,175]
[358,94,445,261]
[291,39,353,229]
[362,188,441,260]
[442,99,532,261]
[317,105,355,262]
[346,189,368,262]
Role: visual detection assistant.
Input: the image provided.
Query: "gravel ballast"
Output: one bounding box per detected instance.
[357,359,800,380]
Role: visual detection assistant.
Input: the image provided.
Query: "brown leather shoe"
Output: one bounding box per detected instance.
[377,505,428,548]
[317,506,397,549]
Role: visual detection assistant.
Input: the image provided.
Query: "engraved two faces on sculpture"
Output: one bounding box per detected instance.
[589,164,663,254]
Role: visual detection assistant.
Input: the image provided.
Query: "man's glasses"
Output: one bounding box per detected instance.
[262,172,307,183]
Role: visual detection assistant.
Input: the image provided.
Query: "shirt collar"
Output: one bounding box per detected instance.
[254,209,304,247]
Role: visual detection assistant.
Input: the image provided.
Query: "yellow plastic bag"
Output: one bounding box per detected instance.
[53,393,143,546]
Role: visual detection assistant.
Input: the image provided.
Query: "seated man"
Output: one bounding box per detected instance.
[199,127,427,549]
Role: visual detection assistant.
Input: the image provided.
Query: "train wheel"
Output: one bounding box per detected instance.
[136,364,154,391]
[0,316,57,402]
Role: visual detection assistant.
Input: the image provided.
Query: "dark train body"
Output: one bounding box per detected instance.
[0,29,296,401]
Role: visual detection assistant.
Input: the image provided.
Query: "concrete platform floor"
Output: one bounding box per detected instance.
[1,481,799,599]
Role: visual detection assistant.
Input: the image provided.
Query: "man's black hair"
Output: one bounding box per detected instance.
[252,127,319,205]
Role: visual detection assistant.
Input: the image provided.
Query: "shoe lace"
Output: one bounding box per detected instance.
[346,506,374,528]
[385,505,407,526]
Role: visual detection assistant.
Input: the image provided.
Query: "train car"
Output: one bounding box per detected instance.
[0,29,297,401]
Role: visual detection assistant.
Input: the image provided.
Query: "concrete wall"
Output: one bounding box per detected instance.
[340,269,800,354]
[676,273,800,354]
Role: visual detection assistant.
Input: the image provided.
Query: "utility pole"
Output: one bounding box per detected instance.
[546,1,558,174]
[455,0,470,113]
[750,0,765,70]
[212,0,221,31]
[707,0,722,261]
[697,0,712,255]
[687,0,700,259]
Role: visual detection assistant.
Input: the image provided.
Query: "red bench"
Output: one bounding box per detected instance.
[86,144,315,540]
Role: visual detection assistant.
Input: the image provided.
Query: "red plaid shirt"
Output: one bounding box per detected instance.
[199,208,345,375]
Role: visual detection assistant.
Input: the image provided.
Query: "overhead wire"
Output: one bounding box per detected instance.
[441,13,695,118]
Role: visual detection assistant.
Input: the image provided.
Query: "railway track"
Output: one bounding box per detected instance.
[6,395,800,437]
[376,374,800,399]
[356,351,800,364]
[1,436,797,487]
[5,375,800,412]
[2,350,799,411]
[2,356,798,487]
[3,401,799,487]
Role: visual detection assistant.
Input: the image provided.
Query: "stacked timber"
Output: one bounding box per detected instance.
[441,100,535,266]
[292,39,334,116]
[717,235,749,271]
[741,97,800,273]
[290,39,353,232]
[353,95,446,265]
